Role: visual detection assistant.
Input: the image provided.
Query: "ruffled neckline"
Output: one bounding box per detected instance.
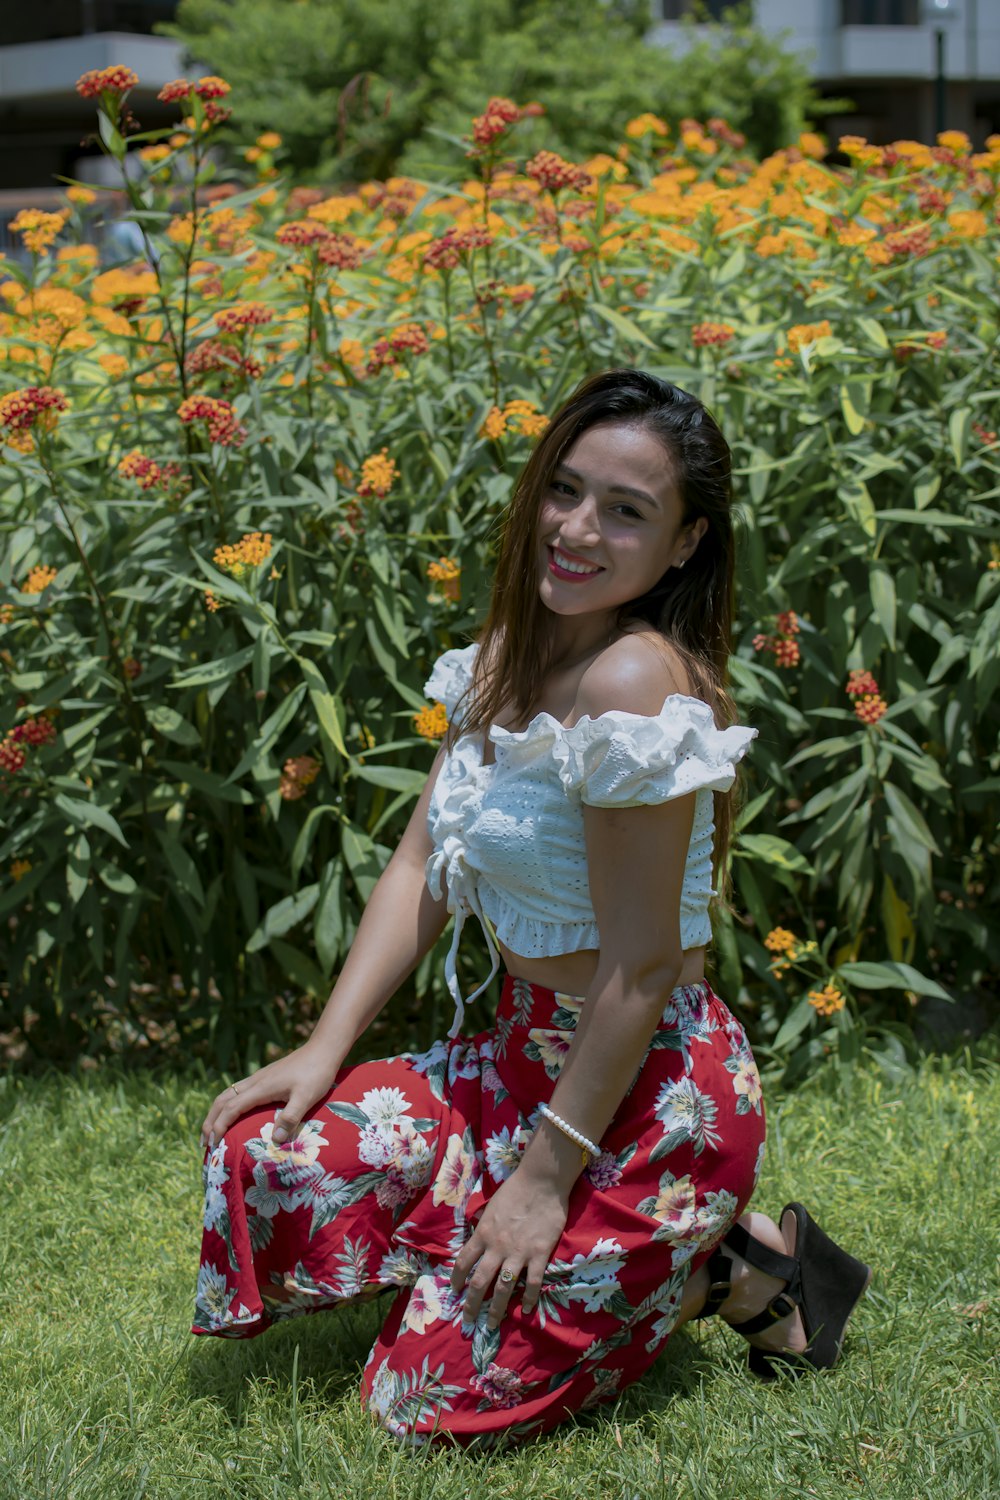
[471,692,720,769]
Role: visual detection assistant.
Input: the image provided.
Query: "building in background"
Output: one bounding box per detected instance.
[1,0,998,202]
[654,0,999,145]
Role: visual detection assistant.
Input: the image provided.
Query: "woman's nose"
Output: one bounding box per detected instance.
[561,495,602,543]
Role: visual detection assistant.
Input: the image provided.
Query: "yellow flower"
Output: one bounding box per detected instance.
[413,702,448,740]
[11,858,32,881]
[730,1056,763,1108]
[213,531,273,579]
[480,406,507,441]
[787,320,832,353]
[764,927,797,955]
[357,448,398,498]
[66,185,96,206]
[256,131,282,150]
[204,589,221,612]
[947,209,988,239]
[937,129,970,154]
[98,353,129,379]
[625,113,669,140]
[808,983,846,1017]
[23,565,58,595]
[9,209,69,255]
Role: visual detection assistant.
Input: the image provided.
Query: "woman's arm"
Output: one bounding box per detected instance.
[200,743,451,1147]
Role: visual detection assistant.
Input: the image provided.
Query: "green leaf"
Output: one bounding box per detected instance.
[224,682,307,785]
[838,961,950,1000]
[314,857,345,974]
[270,937,329,999]
[734,787,774,834]
[170,645,255,689]
[882,782,941,855]
[737,833,813,874]
[155,828,206,907]
[949,406,971,469]
[589,303,656,349]
[773,996,816,1050]
[856,316,888,350]
[352,763,425,792]
[246,883,321,953]
[341,823,385,902]
[159,761,255,805]
[869,567,897,649]
[840,384,866,435]
[67,833,90,907]
[54,794,129,850]
[146,705,202,747]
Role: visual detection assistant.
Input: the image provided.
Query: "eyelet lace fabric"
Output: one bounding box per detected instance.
[423,644,757,1038]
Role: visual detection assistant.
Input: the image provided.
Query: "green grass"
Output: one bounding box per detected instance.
[2,1046,998,1500]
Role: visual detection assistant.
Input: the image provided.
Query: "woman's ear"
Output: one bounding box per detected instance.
[681,516,709,564]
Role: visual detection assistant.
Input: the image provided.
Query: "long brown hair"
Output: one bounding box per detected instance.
[449,367,745,905]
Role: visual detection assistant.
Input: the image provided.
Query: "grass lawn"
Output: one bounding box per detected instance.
[1,1044,998,1500]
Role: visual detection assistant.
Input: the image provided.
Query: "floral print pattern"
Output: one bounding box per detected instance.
[192,975,764,1447]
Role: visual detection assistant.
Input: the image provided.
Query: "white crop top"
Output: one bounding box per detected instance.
[423,643,757,1038]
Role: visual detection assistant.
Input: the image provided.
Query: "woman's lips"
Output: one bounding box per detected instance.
[546,545,605,582]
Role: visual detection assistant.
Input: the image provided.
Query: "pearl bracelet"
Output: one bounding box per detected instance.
[537,1102,601,1167]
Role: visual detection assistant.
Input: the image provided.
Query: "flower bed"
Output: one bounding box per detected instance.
[0,75,996,1074]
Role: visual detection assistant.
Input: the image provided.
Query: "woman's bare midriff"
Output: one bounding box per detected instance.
[496,938,707,996]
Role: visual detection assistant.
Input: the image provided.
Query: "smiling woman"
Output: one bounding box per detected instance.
[192,369,872,1449]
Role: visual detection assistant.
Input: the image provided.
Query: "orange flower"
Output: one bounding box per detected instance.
[764,928,797,955]
[854,694,888,726]
[692,321,734,348]
[808,984,846,1017]
[357,449,398,498]
[279,754,321,801]
[8,209,68,255]
[215,301,273,333]
[414,702,448,740]
[787,321,832,353]
[427,557,461,602]
[22,565,58,595]
[204,589,222,613]
[213,532,272,579]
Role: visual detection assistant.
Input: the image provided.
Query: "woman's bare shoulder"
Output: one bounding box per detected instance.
[575,629,695,720]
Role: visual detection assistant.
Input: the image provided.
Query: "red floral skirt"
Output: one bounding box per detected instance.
[192,973,765,1447]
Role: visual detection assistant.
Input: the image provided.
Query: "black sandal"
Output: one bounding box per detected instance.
[697,1202,873,1380]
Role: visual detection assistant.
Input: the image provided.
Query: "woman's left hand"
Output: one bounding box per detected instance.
[451,1170,570,1330]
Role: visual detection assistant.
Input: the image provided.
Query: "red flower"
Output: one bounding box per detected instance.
[0,386,68,434]
[846,668,880,698]
[177,395,246,447]
[76,66,138,100]
[194,76,231,101]
[423,226,493,272]
[692,321,734,348]
[469,97,524,150]
[525,150,592,195]
[158,79,194,104]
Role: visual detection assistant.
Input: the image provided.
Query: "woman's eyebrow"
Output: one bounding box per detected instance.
[555,463,660,510]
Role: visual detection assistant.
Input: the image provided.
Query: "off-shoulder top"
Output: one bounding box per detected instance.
[423,642,757,1038]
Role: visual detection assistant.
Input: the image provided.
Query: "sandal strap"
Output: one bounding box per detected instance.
[724,1222,799,1286]
[726,1290,800,1337]
[695,1246,733,1320]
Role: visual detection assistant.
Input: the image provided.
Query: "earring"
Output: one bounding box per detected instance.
[677,558,686,569]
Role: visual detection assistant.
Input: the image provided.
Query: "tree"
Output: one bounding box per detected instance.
[162,0,831,181]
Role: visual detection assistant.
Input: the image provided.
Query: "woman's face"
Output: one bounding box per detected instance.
[535,421,708,623]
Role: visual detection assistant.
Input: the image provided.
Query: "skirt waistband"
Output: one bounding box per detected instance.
[496,971,716,1033]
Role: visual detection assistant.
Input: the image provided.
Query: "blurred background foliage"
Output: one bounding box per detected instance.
[160,0,836,180]
[0,73,996,1083]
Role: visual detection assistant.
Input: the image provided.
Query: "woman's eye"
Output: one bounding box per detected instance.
[551,481,575,496]
[615,504,641,519]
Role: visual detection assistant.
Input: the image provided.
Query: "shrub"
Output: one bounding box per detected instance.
[0,80,997,1078]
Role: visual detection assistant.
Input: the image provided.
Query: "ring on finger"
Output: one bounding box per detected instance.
[229,1082,240,1096]
[499,1267,517,1285]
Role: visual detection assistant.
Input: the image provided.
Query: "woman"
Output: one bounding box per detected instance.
[193,368,872,1447]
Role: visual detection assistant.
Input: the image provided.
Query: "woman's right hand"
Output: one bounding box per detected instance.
[199,1040,345,1152]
